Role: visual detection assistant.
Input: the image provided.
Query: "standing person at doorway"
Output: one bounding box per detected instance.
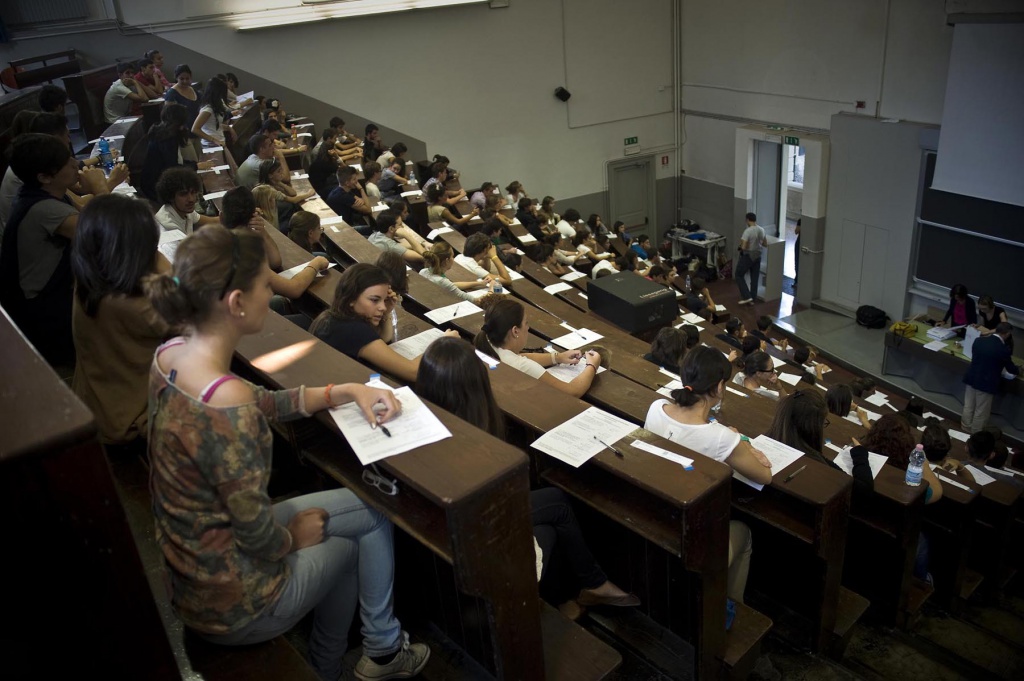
[793,218,801,284]
[736,212,767,305]
[962,322,1019,433]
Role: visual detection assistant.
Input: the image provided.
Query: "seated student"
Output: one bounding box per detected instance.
[132,58,163,100]
[419,242,492,301]
[252,185,285,232]
[139,103,215,201]
[611,221,630,243]
[376,141,406,168]
[386,199,425,246]
[975,295,1013,352]
[191,77,233,147]
[787,345,827,381]
[516,198,545,241]
[556,209,581,240]
[616,249,649,277]
[936,283,977,328]
[256,158,315,225]
[377,158,406,203]
[414,337,639,614]
[965,430,998,470]
[734,351,787,400]
[39,84,69,114]
[573,229,613,265]
[308,132,341,200]
[735,335,764,366]
[531,243,571,277]
[716,317,747,350]
[470,182,497,210]
[327,166,372,227]
[768,389,874,489]
[1,135,107,363]
[423,163,466,207]
[325,117,361,158]
[506,180,528,206]
[71,193,172,454]
[431,154,459,181]
[921,425,975,484]
[586,213,609,238]
[537,196,558,231]
[369,210,426,265]
[590,236,620,278]
[236,133,276,189]
[629,234,653,261]
[544,233,578,268]
[362,123,387,163]
[427,184,478,226]
[474,298,599,398]
[144,229,428,681]
[155,167,219,234]
[480,194,512,227]
[144,49,172,89]
[750,315,788,351]
[287,211,326,255]
[849,376,876,399]
[164,65,200,132]
[643,345,770,602]
[455,232,513,286]
[103,62,149,123]
[684,276,714,319]
[825,384,871,429]
[481,215,516,254]
[311,263,457,383]
[260,118,291,143]
[646,264,676,286]
[219,187,329,301]
[644,327,687,374]
[363,161,383,202]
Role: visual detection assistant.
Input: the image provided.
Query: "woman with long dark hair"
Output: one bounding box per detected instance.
[140,103,215,200]
[144,226,427,680]
[192,77,232,148]
[825,384,871,429]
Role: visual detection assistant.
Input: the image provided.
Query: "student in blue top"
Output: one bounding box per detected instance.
[629,234,652,260]
[962,322,1019,433]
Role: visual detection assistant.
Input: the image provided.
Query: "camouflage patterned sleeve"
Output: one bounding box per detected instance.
[251,383,310,423]
[195,404,293,561]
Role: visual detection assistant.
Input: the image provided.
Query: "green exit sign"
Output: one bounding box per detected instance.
[624,136,638,146]
[784,135,800,146]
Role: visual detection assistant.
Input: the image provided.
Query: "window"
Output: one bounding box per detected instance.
[787,145,805,189]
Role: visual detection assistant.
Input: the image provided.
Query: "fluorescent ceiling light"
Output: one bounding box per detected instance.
[234,0,485,30]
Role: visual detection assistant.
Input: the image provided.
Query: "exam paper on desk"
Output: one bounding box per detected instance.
[832,446,887,480]
[388,328,446,359]
[326,386,452,465]
[545,362,606,383]
[732,435,805,490]
[424,301,484,324]
[530,406,637,468]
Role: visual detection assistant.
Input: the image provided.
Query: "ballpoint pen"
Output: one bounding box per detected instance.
[784,465,806,483]
[594,436,624,458]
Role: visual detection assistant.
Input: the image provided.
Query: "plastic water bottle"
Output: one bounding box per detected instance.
[493,280,503,294]
[389,309,400,341]
[97,137,114,171]
[905,444,925,486]
[685,273,692,291]
[291,124,297,141]
[408,169,416,184]
[367,373,387,389]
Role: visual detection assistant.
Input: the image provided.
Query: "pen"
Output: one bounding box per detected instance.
[379,425,392,438]
[784,465,807,483]
[594,436,624,458]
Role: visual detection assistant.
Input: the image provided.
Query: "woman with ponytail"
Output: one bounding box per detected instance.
[643,345,771,603]
[474,298,599,398]
[311,262,458,382]
[144,226,429,681]
[734,350,788,401]
[419,242,492,301]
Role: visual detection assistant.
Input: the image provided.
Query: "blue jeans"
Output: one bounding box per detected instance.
[201,489,403,681]
[735,253,761,301]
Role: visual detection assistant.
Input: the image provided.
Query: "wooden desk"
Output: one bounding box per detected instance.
[0,309,177,680]
[9,49,80,88]
[234,313,619,679]
[227,101,263,165]
[63,63,119,142]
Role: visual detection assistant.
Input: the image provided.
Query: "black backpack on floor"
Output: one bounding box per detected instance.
[856,305,888,329]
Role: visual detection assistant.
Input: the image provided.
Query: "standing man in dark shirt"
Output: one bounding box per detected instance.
[327,166,371,227]
[363,124,386,163]
[962,323,1020,433]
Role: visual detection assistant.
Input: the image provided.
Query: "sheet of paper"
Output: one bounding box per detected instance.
[426,226,454,240]
[862,392,889,407]
[510,218,521,225]
[577,292,588,300]
[371,203,388,213]
[551,328,604,350]
[630,439,693,469]
[292,172,309,179]
[424,301,484,324]
[770,355,787,369]
[832,446,887,480]
[656,386,674,397]
[680,312,705,324]
[400,190,422,197]
[545,361,606,383]
[923,340,948,351]
[88,134,125,144]
[157,229,187,263]
[326,386,451,465]
[297,132,313,138]
[204,190,227,200]
[725,386,749,398]
[675,322,703,332]
[518,234,537,244]
[561,270,587,282]
[543,282,574,294]
[824,442,843,453]
[321,216,347,226]
[986,465,1021,478]
[964,464,997,486]
[530,406,637,468]
[778,372,803,386]
[111,182,136,194]
[714,304,727,312]
[948,429,970,442]
[733,435,805,490]
[349,163,363,172]
[935,473,972,492]
[659,366,681,380]
[922,411,943,421]
[507,269,525,281]
[293,122,315,129]
[278,261,336,279]
[202,146,224,153]
[115,116,140,124]
[475,349,498,369]
[388,328,446,359]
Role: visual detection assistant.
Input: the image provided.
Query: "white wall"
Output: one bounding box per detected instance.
[123,0,675,201]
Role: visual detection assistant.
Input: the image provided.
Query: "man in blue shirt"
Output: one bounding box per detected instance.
[962,323,1019,433]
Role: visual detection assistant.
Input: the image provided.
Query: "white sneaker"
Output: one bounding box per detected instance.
[738,298,753,305]
[354,633,430,681]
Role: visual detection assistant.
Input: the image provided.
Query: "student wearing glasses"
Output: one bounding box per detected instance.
[144,226,429,681]
[733,350,788,400]
[643,345,770,603]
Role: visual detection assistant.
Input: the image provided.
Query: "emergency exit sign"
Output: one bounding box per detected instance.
[784,135,800,146]
[624,136,638,145]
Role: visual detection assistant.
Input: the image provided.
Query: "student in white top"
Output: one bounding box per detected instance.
[555,209,581,240]
[102,62,149,123]
[154,167,218,235]
[733,350,787,401]
[736,212,767,305]
[192,78,233,148]
[474,298,599,398]
[643,345,771,602]
[363,161,383,201]
[573,230,613,265]
[419,242,491,301]
[505,180,527,208]
[454,233,512,287]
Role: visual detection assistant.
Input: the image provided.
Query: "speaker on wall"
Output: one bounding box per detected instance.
[554,87,571,102]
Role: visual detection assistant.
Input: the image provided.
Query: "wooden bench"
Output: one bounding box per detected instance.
[8,50,80,89]
[63,63,119,141]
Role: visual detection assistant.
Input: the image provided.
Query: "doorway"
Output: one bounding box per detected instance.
[753,140,782,237]
[608,156,655,231]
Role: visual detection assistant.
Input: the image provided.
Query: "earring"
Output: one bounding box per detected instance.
[240,311,246,317]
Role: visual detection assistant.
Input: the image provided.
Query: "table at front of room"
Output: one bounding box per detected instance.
[882,329,1024,429]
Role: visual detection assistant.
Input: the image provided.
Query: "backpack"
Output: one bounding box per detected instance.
[890,321,918,337]
[856,305,888,329]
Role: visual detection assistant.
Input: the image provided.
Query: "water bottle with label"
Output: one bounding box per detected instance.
[493,279,503,294]
[685,273,692,292]
[97,137,114,171]
[905,444,925,486]
[367,373,387,389]
[409,169,416,185]
[390,309,400,342]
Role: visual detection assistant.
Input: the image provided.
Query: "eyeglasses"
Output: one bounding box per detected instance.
[824,418,831,427]
[219,233,241,300]
[362,464,399,496]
